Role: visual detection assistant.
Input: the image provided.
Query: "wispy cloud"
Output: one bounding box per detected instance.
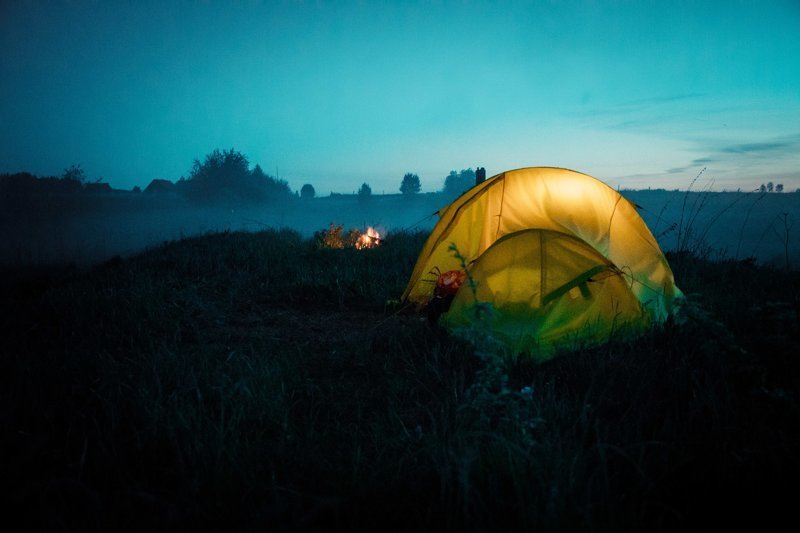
[664,133,800,181]
[701,133,800,160]
[720,137,800,155]
[620,93,707,107]
[574,93,706,121]
[571,93,735,140]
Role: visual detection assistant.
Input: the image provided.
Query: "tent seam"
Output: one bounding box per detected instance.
[495,177,506,241]
[540,230,546,307]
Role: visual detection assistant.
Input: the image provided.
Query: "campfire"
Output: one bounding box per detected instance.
[355,226,381,249]
[315,224,382,249]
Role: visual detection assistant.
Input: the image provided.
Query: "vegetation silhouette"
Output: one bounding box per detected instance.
[300,183,316,199]
[179,148,292,204]
[400,172,421,195]
[0,167,85,196]
[442,168,476,198]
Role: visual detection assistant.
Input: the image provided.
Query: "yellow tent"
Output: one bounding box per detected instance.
[402,167,682,357]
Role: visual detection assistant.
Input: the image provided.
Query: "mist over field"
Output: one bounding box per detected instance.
[0,182,437,267]
[624,188,799,266]
[1,176,798,270]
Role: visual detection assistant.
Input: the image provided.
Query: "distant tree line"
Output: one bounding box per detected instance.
[0,150,294,205]
[759,181,784,193]
[10,160,796,207]
[392,167,486,197]
[2,155,502,205]
[0,165,100,196]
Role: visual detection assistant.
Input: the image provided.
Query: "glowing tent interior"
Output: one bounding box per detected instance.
[402,167,683,358]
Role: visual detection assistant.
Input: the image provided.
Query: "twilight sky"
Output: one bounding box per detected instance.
[1,0,799,195]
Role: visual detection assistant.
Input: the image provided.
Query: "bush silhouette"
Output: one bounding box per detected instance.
[400,173,421,195]
[181,148,291,204]
[442,168,475,197]
[300,183,315,199]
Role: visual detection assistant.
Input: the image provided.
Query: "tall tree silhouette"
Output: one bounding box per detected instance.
[400,173,421,195]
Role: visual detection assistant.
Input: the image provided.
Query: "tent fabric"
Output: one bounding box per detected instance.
[441,229,647,357]
[402,167,682,323]
[403,167,682,356]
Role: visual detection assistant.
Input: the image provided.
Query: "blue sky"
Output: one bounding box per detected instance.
[1,0,798,194]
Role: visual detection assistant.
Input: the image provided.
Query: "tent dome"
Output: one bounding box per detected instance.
[402,167,682,357]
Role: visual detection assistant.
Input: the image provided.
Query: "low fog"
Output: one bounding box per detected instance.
[0,186,445,266]
[1,159,798,270]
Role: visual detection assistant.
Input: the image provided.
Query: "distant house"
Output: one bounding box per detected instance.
[84,182,113,194]
[144,178,176,194]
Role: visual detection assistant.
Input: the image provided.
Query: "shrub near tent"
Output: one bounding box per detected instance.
[402,167,683,359]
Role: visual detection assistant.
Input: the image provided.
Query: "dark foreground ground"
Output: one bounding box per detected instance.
[1,229,798,531]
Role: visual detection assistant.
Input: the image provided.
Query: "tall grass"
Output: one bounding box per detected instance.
[1,228,798,531]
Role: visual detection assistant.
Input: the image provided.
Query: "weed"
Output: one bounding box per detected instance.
[735,191,767,260]
[771,212,794,272]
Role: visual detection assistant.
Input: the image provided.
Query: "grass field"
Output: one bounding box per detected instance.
[1,228,798,531]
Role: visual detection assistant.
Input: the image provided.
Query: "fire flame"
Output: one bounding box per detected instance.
[355,227,381,249]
